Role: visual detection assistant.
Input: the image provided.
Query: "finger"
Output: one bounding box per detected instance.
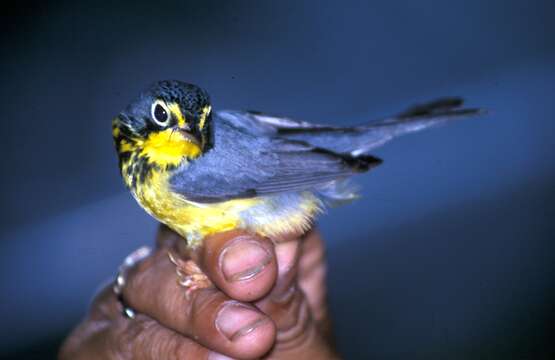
[83,314,224,360]
[298,229,329,325]
[199,230,278,302]
[61,287,227,360]
[255,236,306,338]
[111,314,229,360]
[122,248,276,359]
[254,229,338,357]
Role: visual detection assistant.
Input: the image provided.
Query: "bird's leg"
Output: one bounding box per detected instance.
[168,251,212,298]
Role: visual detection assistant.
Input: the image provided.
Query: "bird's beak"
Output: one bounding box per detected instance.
[176,126,202,148]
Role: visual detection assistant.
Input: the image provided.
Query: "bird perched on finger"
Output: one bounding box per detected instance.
[112,80,481,291]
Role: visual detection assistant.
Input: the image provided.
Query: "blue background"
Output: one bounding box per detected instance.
[1,1,554,358]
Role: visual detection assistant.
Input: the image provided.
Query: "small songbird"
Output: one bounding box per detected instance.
[113,80,480,289]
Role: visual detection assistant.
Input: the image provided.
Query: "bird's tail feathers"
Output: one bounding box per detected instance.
[350,97,484,155]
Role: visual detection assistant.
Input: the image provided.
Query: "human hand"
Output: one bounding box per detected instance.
[59,225,339,359]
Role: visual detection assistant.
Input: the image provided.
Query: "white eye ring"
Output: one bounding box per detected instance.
[150,100,171,127]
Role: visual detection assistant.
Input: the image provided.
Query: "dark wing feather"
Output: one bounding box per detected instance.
[169,114,380,203]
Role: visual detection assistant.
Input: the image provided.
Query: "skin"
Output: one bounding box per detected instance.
[59,225,340,360]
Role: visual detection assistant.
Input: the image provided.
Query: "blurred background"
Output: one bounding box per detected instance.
[1,0,554,358]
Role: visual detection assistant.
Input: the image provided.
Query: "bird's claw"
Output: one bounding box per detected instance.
[168,251,212,298]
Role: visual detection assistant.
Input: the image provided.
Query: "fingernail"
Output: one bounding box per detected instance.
[216,302,268,341]
[208,352,234,360]
[221,238,271,282]
[275,241,299,277]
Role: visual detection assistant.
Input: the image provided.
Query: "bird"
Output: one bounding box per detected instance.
[112,80,481,290]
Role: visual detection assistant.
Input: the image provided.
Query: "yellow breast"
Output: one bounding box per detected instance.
[132,169,261,247]
[129,169,322,248]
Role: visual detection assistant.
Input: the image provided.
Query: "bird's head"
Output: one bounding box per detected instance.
[113,80,213,169]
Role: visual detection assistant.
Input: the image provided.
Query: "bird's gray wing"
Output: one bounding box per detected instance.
[216,110,337,136]
[169,115,381,203]
[221,98,483,155]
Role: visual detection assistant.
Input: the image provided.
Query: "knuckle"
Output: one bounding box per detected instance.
[168,334,203,360]
[109,329,134,360]
[111,316,154,360]
[275,298,314,351]
[122,251,169,309]
[300,244,326,279]
[272,287,304,331]
[267,286,313,345]
[124,257,155,295]
[158,282,193,334]
[134,325,200,360]
[144,332,178,360]
[169,335,189,359]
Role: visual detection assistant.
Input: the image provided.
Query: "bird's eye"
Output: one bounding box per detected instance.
[151,101,170,127]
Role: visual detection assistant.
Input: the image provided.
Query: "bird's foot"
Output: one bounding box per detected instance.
[168,252,212,298]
